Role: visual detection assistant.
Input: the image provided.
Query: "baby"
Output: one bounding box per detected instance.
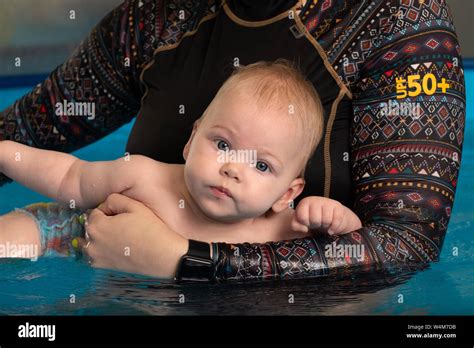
[0,60,362,258]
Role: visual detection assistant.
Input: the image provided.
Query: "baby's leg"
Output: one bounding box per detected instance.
[0,202,87,258]
[0,211,42,258]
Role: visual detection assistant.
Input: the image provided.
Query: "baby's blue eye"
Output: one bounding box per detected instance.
[217,140,230,151]
[256,161,269,172]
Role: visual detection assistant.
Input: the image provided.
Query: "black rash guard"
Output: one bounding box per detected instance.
[0,0,466,281]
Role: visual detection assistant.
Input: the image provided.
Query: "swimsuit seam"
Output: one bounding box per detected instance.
[294,13,353,99]
[324,89,346,198]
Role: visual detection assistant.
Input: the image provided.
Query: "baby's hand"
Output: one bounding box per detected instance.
[291,196,362,235]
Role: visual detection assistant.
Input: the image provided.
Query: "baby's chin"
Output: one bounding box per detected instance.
[199,205,244,224]
[196,199,254,224]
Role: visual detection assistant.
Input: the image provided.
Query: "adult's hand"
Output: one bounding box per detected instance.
[75,193,188,279]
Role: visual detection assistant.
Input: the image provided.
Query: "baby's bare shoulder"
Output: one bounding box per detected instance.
[127,155,176,186]
[120,157,180,207]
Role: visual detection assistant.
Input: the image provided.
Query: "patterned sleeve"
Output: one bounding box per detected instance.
[0,0,164,186]
[212,0,466,281]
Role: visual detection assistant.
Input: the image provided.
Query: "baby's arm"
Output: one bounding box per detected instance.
[291,196,362,235]
[0,140,158,209]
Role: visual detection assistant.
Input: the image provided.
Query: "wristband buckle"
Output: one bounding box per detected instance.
[175,240,215,282]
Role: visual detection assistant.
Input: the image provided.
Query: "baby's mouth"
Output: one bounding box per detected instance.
[209,186,233,198]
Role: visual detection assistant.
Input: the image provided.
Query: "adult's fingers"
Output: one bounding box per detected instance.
[96,193,144,216]
[87,205,108,224]
[72,237,92,262]
[86,206,110,240]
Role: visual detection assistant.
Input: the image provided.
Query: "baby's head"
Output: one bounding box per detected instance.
[183,59,324,223]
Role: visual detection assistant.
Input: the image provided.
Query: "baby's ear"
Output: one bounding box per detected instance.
[271,177,305,213]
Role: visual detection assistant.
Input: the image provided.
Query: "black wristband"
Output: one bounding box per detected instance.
[175,239,215,282]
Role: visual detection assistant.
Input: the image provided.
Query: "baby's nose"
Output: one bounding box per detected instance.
[220,164,240,180]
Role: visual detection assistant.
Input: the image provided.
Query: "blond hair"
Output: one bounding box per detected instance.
[202,59,324,179]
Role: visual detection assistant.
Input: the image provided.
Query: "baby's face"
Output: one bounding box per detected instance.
[183,89,306,223]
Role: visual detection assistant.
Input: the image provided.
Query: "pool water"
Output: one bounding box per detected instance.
[0,72,473,315]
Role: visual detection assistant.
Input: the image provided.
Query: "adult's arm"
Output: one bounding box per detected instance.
[0,0,160,186]
[210,0,466,281]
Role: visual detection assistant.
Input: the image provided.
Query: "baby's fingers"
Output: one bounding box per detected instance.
[291,219,309,233]
[318,204,333,230]
[291,203,311,233]
[328,219,346,235]
[327,207,345,235]
[293,202,311,226]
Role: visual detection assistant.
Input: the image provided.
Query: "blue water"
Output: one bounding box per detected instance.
[0,72,472,315]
